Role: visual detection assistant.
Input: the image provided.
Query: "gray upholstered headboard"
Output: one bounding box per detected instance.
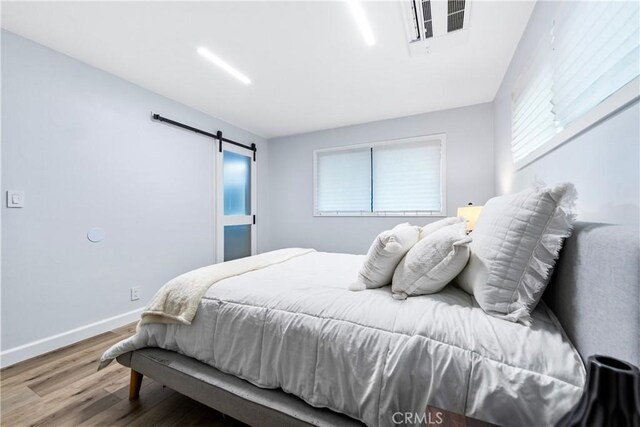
[543,221,639,367]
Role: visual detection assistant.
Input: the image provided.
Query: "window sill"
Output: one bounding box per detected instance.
[314,211,447,217]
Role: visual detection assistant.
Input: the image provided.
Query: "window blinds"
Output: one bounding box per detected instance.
[373,140,442,212]
[552,1,639,127]
[315,137,444,215]
[512,33,556,164]
[511,0,639,165]
[316,147,371,213]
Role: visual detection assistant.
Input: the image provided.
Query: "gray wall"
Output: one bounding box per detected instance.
[493,2,640,225]
[265,103,494,254]
[1,31,268,351]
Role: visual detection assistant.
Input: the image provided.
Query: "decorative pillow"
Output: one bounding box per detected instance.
[456,183,577,325]
[349,223,420,291]
[419,217,465,240]
[391,221,471,299]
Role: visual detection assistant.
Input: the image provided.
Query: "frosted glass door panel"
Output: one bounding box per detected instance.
[216,143,256,264]
[224,225,252,261]
[223,151,251,216]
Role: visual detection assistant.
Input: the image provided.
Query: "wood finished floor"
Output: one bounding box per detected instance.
[1,323,246,427]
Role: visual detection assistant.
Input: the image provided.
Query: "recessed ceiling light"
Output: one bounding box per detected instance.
[197,47,252,85]
[347,0,376,46]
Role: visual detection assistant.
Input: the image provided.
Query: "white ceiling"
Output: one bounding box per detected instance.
[1,1,535,138]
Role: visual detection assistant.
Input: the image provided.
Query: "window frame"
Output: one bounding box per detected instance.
[313,134,447,217]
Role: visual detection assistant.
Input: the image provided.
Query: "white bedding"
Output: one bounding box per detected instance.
[101,251,586,427]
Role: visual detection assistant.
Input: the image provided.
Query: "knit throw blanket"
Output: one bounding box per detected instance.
[140,248,315,325]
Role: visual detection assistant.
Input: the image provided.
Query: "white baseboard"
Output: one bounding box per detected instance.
[0,308,143,368]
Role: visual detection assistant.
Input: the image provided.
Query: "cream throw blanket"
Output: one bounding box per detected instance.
[140,248,315,325]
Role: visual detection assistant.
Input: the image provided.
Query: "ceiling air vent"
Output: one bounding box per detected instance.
[422,0,434,39]
[402,0,471,56]
[448,0,465,32]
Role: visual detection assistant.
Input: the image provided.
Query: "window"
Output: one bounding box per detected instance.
[512,0,639,168]
[512,33,556,164]
[314,135,445,216]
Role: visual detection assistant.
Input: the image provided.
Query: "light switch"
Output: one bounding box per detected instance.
[6,191,24,208]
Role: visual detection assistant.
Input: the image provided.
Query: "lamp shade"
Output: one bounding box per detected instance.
[457,205,483,232]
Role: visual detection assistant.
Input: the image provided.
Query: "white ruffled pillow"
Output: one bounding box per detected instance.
[349,223,419,291]
[391,221,471,299]
[456,183,577,325]
[419,216,465,240]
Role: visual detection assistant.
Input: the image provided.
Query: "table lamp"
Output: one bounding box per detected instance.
[457,203,483,233]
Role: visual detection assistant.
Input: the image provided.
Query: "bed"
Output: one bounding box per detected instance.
[101,222,639,427]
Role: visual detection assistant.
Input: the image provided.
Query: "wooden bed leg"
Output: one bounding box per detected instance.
[129,369,143,400]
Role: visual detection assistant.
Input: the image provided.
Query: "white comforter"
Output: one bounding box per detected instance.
[102,251,585,427]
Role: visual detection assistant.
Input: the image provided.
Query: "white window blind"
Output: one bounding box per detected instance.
[314,136,445,216]
[512,33,556,164]
[511,0,640,167]
[316,147,371,213]
[552,1,639,126]
[373,140,442,212]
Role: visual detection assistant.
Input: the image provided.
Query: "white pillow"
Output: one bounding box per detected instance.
[456,183,577,325]
[349,223,419,291]
[391,222,471,299]
[419,217,465,240]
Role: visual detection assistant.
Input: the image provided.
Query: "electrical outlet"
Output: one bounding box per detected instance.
[6,191,24,208]
[130,287,140,301]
